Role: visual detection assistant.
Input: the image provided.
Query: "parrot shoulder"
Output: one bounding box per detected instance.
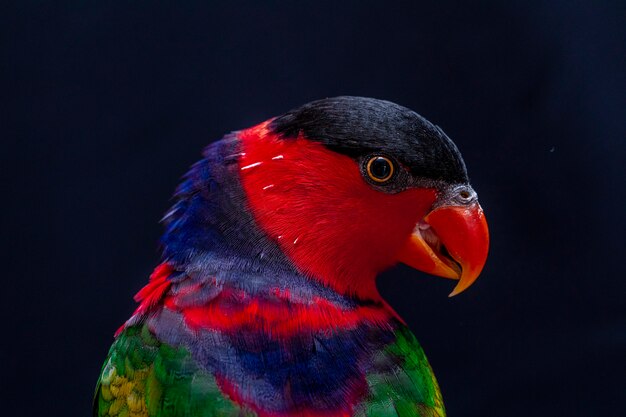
[93,323,253,417]
[356,325,446,417]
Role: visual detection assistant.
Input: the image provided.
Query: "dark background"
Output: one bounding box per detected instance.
[2,1,624,416]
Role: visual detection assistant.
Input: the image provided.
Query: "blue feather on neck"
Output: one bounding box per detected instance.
[158,134,353,304]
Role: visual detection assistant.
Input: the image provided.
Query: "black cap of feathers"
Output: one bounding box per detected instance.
[270,96,469,184]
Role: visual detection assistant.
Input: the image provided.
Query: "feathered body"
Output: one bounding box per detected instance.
[94,97,489,417]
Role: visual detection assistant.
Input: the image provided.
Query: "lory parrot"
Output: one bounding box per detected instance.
[94,96,489,417]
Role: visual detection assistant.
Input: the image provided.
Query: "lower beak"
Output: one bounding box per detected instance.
[396,202,489,296]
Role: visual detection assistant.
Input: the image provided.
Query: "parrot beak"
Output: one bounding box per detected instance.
[397,202,489,297]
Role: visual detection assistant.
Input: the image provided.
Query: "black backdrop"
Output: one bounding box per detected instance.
[2,1,625,416]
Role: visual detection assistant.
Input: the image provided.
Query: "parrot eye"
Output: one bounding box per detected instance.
[366,156,395,183]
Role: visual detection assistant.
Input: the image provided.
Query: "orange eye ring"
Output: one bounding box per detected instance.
[366,156,395,183]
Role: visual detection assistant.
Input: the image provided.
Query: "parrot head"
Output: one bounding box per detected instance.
[232,96,489,300]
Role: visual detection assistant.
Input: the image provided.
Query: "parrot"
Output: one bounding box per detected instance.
[93,96,489,417]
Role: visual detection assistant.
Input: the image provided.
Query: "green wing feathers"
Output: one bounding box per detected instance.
[93,325,248,417]
[356,326,445,417]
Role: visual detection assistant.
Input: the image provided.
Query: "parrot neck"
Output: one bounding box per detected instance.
[159,134,383,304]
[161,134,293,274]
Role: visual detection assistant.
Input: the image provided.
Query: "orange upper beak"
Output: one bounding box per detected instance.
[396,202,489,296]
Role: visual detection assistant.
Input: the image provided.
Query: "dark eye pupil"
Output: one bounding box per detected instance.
[371,157,391,179]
